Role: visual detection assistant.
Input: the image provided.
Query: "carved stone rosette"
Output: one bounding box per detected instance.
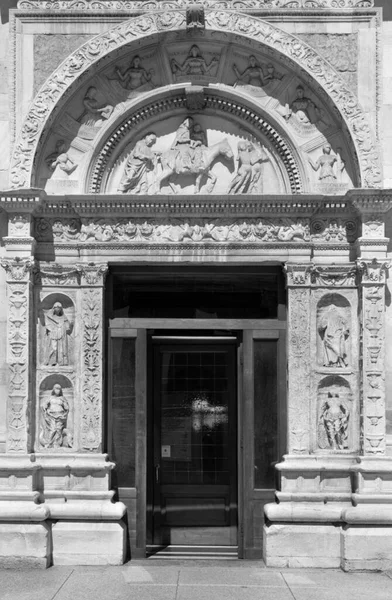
[357,259,390,455]
[1,258,34,452]
[285,264,312,454]
[77,264,108,451]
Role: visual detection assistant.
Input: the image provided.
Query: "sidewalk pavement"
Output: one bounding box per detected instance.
[2,560,392,600]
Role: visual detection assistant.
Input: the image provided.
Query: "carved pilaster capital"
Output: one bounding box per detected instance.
[8,214,32,238]
[76,263,108,287]
[284,263,312,287]
[34,263,81,287]
[310,264,357,288]
[357,259,390,286]
[1,257,34,282]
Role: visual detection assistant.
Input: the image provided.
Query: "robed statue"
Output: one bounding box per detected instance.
[44,301,72,366]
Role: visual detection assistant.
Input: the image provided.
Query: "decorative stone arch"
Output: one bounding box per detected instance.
[10,9,381,190]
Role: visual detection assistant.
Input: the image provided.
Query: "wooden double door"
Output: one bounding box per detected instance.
[150,338,238,547]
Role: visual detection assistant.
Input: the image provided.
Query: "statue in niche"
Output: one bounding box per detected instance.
[44,301,72,366]
[45,140,77,176]
[308,144,345,182]
[153,118,234,194]
[285,85,328,126]
[233,55,265,87]
[171,45,218,76]
[40,383,72,449]
[228,140,268,194]
[320,389,350,450]
[115,55,154,91]
[318,305,349,368]
[78,86,113,128]
[117,132,160,194]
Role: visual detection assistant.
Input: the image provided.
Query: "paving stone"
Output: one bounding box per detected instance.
[0,567,73,600]
[177,585,294,600]
[179,566,285,586]
[54,568,134,600]
[121,565,180,584]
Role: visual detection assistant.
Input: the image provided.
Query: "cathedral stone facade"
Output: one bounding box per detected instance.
[0,0,392,570]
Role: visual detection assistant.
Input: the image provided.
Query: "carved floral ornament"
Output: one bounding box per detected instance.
[10,11,379,189]
[16,0,375,9]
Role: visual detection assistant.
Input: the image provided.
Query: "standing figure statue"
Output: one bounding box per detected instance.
[44,301,72,366]
[318,305,349,368]
[171,45,218,76]
[309,144,338,181]
[228,141,268,194]
[115,55,153,90]
[233,56,264,87]
[118,132,160,194]
[40,383,71,449]
[320,390,349,450]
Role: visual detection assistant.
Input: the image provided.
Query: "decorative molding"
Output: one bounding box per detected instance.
[284,263,312,287]
[357,258,390,285]
[34,263,81,286]
[76,263,108,286]
[9,11,379,190]
[1,257,34,283]
[311,265,357,287]
[16,0,375,9]
[8,214,32,238]
[311,218,358,243]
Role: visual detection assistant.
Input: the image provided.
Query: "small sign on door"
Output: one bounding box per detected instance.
[161,445,171,458]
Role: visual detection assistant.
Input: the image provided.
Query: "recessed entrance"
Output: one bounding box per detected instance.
[150,337,238,551]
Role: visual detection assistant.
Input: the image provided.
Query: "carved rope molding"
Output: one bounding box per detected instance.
[16,1,375,10]
[90,93,303,194]
[10,11,379,190]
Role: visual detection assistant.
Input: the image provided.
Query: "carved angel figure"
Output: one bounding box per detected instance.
[320,390,349,450]
[40,384,71,449]
[115,55,153,90]
[318,305,349,368]
[308,144,338,181]
[233,55,264,87]
[171,45,218,76]
[44,301,72,366]
[118,132,160,194]
[79,86,113,127]
[45,140,77,176]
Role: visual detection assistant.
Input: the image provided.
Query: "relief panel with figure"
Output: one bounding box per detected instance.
[317,376,353,452]
[39,375,74,450]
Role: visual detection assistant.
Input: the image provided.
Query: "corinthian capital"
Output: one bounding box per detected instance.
[1,257,33,282]
[357,259,390,285]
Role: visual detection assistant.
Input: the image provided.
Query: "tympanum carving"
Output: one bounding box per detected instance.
[317,377,352,451]
[117,132,159,194]
[45,140,77,176]
[79,86,113,128]
[308,145,345,182]
[39,377,73,450]
[317,295,351,369]
[171,45,218,77]
[284,85,328,128]
[114,55,154,91]
[228,141,268,194]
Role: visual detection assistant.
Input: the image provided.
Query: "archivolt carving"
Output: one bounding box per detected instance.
[10,11,377,189]
[17,1,375,9]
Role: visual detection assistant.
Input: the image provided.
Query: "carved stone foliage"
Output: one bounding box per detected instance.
[311,218,358,243]
[34,217,310,244]
[17,1,375,9]
[39,294,75,368]
[358,260,389,455]
[81,288,104,451]
[8,214,31,238]
[317,294,351,369]
[39,375,74,450]
[1,258,33,453]
[10,11,378,190]
[317,376,352,452]
[34,263,81,287]
[311,265,357,287]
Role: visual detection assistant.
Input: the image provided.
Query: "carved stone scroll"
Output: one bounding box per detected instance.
[17,1,375,9]
[1,258,33,453]
[78,264,108,451]
[285,264,312,454]
[358,260,390,455]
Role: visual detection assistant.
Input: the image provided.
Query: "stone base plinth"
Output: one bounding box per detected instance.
[263,523,341,568]
[52,521,126,565]
[0,522,50,568]
[341,526,392,572]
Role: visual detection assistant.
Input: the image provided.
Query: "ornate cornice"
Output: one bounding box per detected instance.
[311,264,357,287]
[16,0,375,9]
[9,11,379,191]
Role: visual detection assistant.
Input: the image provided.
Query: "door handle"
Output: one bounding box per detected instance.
[155,463,160,482]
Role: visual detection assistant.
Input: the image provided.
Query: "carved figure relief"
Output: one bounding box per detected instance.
[79,86,113,128]
[317,295,350,368]
[233,56,264,88]
[114,55,154,91]
[283,85,328,128]
[317,378,352,451]
[171,45,218,78]
[39,378,73,449]
[308,145,343,182]
[228,141,268,194]
[44,301,72,366]
[45,140,77,176]
[117,132,159,194]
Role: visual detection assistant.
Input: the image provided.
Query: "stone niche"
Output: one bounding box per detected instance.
[38,293,75,369]
[316,294,351,371]
[317,376,353,453]
[38,374,74,451]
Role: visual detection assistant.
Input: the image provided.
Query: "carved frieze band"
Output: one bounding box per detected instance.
[1,258,33,453]
[10,11,379,190]
[16,0,375,9]
[357,259,389,455]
